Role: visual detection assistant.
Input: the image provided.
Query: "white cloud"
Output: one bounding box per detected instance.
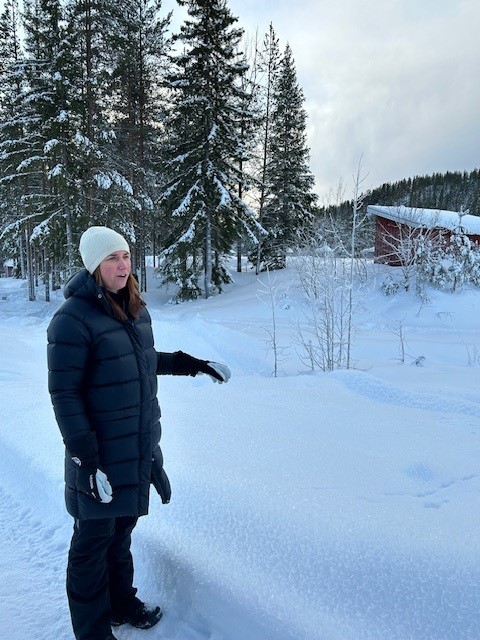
[228,0,480,200]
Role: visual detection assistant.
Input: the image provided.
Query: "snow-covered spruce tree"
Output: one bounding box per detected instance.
[0,0,67,297]
[45,0,138,261]
[0,0,20,62]
[0,0,132,289]
[22,0,78,276]
[233,39,262,273]
[159,0,261,300]
[104,0,171,290]
[259,43,317,271]
[250,22,281,275]
[0,0,25,274]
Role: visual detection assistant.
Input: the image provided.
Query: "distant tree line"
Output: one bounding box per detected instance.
[368,169,480,213]
[0,0,317,300]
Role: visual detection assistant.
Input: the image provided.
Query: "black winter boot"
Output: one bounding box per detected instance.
[111,598,163,629]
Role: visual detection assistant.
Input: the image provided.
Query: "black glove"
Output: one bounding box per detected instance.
[73,456,113,504]
[151,447,171,504]
[173,351,231,383]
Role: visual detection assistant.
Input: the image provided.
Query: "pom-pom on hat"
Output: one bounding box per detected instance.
[79,226,130,274]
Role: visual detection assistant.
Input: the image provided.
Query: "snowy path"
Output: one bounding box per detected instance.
[0,439,72,640]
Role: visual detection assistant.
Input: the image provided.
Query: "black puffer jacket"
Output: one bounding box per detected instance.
[47,270,176,520]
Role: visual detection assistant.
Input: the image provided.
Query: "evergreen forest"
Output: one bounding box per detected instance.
[0,0,478,301]
[0,0,317,299]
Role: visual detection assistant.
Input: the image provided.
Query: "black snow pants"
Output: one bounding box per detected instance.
[67,516,138,640]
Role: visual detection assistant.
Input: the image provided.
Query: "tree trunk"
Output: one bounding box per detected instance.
[65,205,75,277]
[140,208,147,292]
[44,252,50,302]
[25,227,35,301]
[204,214,212,298]
[236,239,242,272]
[18,233,25,280]
[84,0,94,220]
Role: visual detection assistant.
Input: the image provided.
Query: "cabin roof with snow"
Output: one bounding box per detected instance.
[367,205,480,235]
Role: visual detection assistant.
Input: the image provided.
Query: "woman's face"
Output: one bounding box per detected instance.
[99,250,131,293]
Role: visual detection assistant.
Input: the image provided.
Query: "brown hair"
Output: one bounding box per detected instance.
[93,270,145,321]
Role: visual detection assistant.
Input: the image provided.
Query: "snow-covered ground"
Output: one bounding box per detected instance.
[1,262,480,640]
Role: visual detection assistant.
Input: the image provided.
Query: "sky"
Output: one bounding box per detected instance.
[163,0,480,203]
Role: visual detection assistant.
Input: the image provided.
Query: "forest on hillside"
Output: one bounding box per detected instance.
[367,169,480,213]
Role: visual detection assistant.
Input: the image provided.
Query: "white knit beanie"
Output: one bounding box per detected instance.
[79,226,130,274]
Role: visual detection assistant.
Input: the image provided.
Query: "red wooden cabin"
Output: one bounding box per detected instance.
[367,205,480,266]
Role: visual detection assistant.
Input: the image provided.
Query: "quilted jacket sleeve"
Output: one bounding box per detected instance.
[156,350,205,376]
[156,351,177,375]
[47,311,99,462]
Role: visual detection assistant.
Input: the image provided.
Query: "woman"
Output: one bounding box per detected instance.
[47,226,231,640]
